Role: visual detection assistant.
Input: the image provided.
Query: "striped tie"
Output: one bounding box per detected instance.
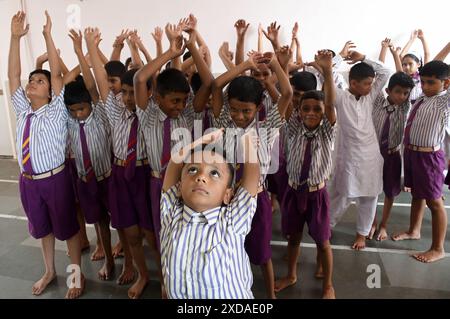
[80,122,98,194]
[124,114,138,181]
[22,113,34,174]
[403,99,424,146]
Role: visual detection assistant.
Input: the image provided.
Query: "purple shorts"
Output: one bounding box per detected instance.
[244,190,272,265]
[109,164,152,230]
[404,148,445,200]
[149,175,163,250]
[266,152,289,198]
[19,166,79,241]
[66,158,79,202]
[281,185,331,244]
[382,150,402,198]
[445,164,450,189]
[76,176,110,224]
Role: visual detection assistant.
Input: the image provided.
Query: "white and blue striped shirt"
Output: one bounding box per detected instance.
[67,102,112,177]
[160,185,257,299]
[104,91,147,161]
[11,87,68,174]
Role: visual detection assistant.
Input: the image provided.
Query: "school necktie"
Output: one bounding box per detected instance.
[80,122,98,194]
[258,104,267,122]
[299,137,312,188]
[403,99,424,146]
[160,117,171,175]
[124,114,138,181]
[203,110,210,132]
[380,111,392,156]
[22,113,34,175]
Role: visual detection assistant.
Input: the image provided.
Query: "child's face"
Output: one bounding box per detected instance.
[251,65,272,88]
[180,150,233,213]
[420,75,450,97]
[292,87,305,109]
[157,92,189,118]
[121,84,136,111]
[350,77,374,97]
[386,86,411,106]
[26,73,51,101]
[229,98,259,128]
[108,76,122,95]
[299,98,324,130]
[68,102,92,121]
[402,57,419,76]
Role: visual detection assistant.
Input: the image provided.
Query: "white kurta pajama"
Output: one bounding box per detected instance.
[329,58,391,236]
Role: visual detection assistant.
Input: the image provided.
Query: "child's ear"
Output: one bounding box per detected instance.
[443,78,450,90]
[385,87,389,95]
[222,188,234,205]
[155,92,162,104]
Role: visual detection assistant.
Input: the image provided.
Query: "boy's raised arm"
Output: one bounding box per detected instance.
[315,50,336,125]
[110,29,129,61]
[151,27,164,59]
[433,42,450,61]
[42,11,63,96]
[240,130,260,197]
[218,42,235,71]
[235,19,249,66]
[8,11,29,94]
[417,29,430,64]
[262,21,281,51]
[270,48,293,118]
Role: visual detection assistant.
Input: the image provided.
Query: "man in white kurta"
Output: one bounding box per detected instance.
[329,54,391,249]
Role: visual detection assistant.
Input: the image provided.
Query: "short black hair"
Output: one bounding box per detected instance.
[190,72,202,94]
[402,53,421,65]
[349,62,375,81]
[156,68,190,97]
[387,72,415,90]
[290,71,317,91]
[121,69,138,87]
[105,61,126,78]
[227,76,264,106]
[29,69,52,97]
[64,76,92,106]
[420,60,450,80]
[300,90,325,105]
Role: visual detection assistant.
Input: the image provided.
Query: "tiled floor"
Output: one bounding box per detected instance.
[0,158,449,299]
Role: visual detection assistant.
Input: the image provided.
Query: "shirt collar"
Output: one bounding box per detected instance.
[182,205,222,226]
[157,106,168,122]
[28,103,48,118]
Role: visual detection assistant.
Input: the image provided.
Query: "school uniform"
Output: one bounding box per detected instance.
[409,72,422,104]
[12,87,78,240]
[160,185,257,299]
[266,126,288,199]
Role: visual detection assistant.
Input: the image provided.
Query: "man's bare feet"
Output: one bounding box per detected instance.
[352,233,366,250]
[90,244,105,261]
[274,276,297,292]
[117,265,135,285]
[128,275,149,299]
[367,225,376,240]
[315,264,324,279]
[98,261,115,281]
[412,249,445,263]
[376,227,388,241]
[322,285,336,299]
[112,242,124,258]
[65,273,85,299]
[391,231,420,241]
[31,271,56,295]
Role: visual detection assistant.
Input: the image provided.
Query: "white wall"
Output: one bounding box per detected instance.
[0,0,449,155]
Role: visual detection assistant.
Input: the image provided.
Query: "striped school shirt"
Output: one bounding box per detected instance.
[372,93,410,149]
[67,102,112,177]
[11,87,68,174]
[409,72,422,103]
[160,185,257,299]
[286,115,336,186]
[104,91,147,160]
[136,94,195,173]
[213,105,284,184]
[408,88,450,147]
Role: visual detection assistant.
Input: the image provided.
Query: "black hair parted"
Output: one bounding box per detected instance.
[387,72,415,90]
[349,62,375,81]
[299,90,325,105]
[290,71,317,92]
[420,60,450,80]
[156,68,190,97]
[64,76,92,106]
[227,76,264,106]
[190,72,202,94]
[122,68,153,90]
[105,60,126,78]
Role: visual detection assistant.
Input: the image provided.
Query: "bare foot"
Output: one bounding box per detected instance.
[391,231,420,241]
[128,275,149,299]
[90,244,105,261]
[274,276,297,293]
[65,273,85,299]
[112,242,124,259]
[352,234,366,250]
[31,271,56,295]
[117,265,135,285]
[315,264,324,279]
[376,227,388,241]
[366,225,376,240]
[322,285,336,299]
[98,260,115,281]
[412,249,445,263]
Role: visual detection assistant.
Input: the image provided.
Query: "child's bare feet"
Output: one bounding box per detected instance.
[91,244,105,261]
[366,225,376,240]
[352,233,366,250]
[391,231,420,241]
[412,249,445,263]
[65,273,85,299]
[376,226,388,241]
[315,264,324,279]
[117,264,135,285]
[322,285,336,299]
[274,276,297,292]
[112,242,124,258]
[128,275,149,299]
[31,271,56,295]
[98,260,115,281]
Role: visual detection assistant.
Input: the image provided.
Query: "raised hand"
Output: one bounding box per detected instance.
[292,22,299,39]
[11,11,29,38]
[177,17,190,33]
[84,27,100,45]
[410,29,419,40]
[417,29,425,40]
[262,21,280,43]
[315,50,333,70]
[235,19,250,38]
[258,23,263,37]
[219,42,234,61]
[168,35,185,58]
[183,13,198,33]
[165,23,182,42]
[344,50,365,64]
[339,40,356,58]
[114,29,130,47]
[68,29,83,54]
[151,27,163,42]
[381,38,391,48]
[246,51,263,70]
[42,10,52,36]
[275,45,293,68]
